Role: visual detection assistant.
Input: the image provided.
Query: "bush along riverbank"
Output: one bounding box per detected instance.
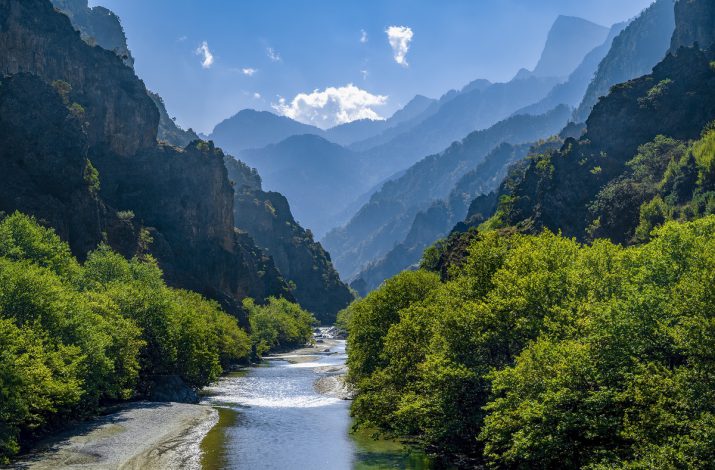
[342,216,715,468]
[0,211,314,464]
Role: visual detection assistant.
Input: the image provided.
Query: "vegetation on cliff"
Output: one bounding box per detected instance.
[226,157,354,324]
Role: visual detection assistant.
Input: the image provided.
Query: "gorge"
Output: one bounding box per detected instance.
[2,0,715,468]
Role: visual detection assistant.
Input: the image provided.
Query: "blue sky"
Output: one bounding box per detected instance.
[90,0,655,134]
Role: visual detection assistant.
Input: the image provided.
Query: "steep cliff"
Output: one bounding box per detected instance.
[0,0,157,156]
[225,157,353,323]
[50,0,134,67]
[670,0,715,52]
[0,0,292,322]
[573,0,675,123]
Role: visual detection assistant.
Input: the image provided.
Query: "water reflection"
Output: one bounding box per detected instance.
[200,340,439,469]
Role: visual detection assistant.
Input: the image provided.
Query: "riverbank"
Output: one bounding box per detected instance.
[9,402,216,470]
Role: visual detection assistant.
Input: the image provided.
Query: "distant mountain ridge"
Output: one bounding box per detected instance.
[239,134,363,237]
[531,15,609,78]
[573,0,676,122]
[322,105,572,282]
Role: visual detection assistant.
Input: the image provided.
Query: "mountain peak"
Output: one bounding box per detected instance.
[532,15,609,78]
[210,109,323,153]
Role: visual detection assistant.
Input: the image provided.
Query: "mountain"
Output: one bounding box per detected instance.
[323,95,436,147]
[350,75,561,187]
[350,143,528,295]
[670,0,715,52]
[225,158,353,323]
[50,0,134,67]
[531,15,610,78]
[322,105,572,282]
[0,0,304,324]
[483,43,715,244]
[515,21,628,117]
[239,134,363,237]
[210,109,325,153]
[573,0,676,123]
[326,15,605,231]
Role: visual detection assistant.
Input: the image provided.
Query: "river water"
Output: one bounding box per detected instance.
[199,339,437,469]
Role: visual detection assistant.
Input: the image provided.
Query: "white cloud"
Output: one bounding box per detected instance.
[385,26,413,67]
[242,67,257,76]
[267,47,281,62]
[361,69,369,80]
[195,41,214,69]
[253,92,262,99]
[360,29,368,44]
[272,84,388,129]
[177,35,187,42]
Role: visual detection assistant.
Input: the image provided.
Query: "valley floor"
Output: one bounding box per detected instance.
[9,402,217,470]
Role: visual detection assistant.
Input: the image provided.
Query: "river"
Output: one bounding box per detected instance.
[199,337,438,469]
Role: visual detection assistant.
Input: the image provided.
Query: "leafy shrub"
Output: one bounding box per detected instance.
[244,297,316,355]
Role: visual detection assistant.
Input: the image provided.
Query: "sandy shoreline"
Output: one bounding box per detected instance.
[10,402,217,470]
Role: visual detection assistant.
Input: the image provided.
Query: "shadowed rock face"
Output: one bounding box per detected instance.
[573,0,675,123]
[670,0,715,52]
[0,0,157,156]
[226,157,353,324]
[50,0,134,67]
[0,0,293,323]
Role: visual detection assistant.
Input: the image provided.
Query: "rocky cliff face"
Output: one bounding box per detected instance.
[51,0,134,67]
[226,157,353,324]
[670,0,715,52]
[0,73,104,256]
[0,0,157,157]
[495,47,715,240]
[0,0,292,322]
[573,0,675,123]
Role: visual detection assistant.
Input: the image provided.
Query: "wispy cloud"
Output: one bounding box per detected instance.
[253,92,262,99]
[360,29,368,44]
[361,69,369,80]
[177,35,187,42]
[266,47,281,62]
[385,26,413,67]
[242,67,257,76]
[273,84,387,129]
[195,41,214,69]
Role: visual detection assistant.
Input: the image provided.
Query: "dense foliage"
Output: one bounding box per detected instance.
[344,217,715,467]
[0,212,251,462]
[244,297,317,355]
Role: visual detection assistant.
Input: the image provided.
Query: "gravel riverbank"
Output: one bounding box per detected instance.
[10,402,217,470]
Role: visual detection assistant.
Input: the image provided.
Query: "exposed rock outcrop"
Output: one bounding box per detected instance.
[0,0,157,156]
[670,0,715,52]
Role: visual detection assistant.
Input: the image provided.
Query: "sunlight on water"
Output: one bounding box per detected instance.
[200,340,440,469]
